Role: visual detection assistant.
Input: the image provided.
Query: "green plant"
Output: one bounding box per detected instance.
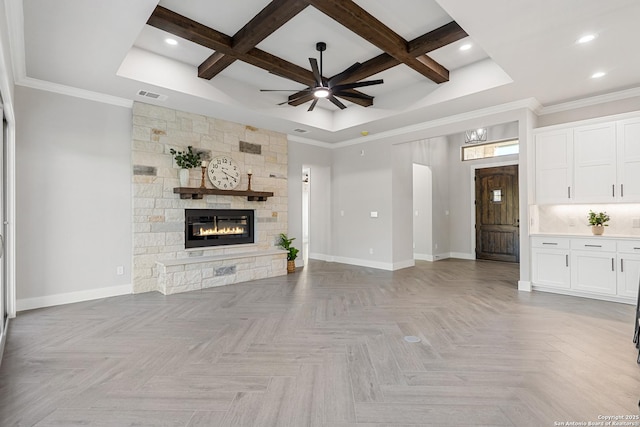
[588,210,610,227]
[278,233,299,261]
[170,146,201,169]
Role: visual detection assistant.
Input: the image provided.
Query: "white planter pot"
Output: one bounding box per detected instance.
[179,168,190,187]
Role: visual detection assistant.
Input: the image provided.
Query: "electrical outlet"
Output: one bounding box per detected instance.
[633,218,640,228]
[116,266,124,275]
[369,248,374,254]
[568,217,576,227]
[370,211,378,218]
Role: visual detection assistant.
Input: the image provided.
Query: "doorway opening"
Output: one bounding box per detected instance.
[474,164,519,263]
[302,167,310,264]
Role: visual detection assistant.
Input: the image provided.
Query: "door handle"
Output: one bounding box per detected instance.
[621,258,624,272]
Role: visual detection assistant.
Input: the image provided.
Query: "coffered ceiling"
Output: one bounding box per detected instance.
[14,0,640,143]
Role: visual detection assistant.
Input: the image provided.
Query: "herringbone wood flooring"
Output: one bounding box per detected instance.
[0,259,638,426]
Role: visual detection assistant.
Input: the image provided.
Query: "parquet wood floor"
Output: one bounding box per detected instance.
[0,259,638,426]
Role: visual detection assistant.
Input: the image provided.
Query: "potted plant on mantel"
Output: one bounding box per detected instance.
[278,233,299,273]
[588,210,610,235]
[170,146,202,187]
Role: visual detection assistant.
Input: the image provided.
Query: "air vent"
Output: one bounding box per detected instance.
[293,128,310,134]
[137,90,168,101]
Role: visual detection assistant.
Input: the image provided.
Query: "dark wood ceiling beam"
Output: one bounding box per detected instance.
[199,0,309,79]
[243,48,317,87]
[408,21,468,56]
[325,21,467,85]
[199,52,237,79]
[147,6,233,53]
[307,0,449,83]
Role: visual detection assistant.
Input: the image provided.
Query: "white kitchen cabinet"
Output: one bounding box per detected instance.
[531,237,570,289]
[533,114,640,204]
[573,122,617,203]
[534,129,573,204]
[616,117,640,202]
[571,250,617,296]
[616,241,640,298]
[531,236,637,304]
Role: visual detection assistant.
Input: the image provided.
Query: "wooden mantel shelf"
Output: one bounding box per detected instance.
[173,187,274,201]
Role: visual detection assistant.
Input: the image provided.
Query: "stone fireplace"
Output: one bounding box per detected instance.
[131,102,288,295]
[185,209,254,248]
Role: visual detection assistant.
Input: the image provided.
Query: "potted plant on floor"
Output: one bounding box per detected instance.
[588,210,610,235]
[170,146,202,187]
[278,233,299,273]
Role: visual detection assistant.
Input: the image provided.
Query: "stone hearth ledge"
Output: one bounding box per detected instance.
[156,249,288,295]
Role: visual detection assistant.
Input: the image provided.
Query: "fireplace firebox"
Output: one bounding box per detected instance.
[185,209,254,248]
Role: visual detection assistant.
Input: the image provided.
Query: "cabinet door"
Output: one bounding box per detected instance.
[573,123,617,202]
[571,251,617,295]
[617,118,640,202]
[532,248,570,289]
[617,254,640,298]
[534,129,573,204]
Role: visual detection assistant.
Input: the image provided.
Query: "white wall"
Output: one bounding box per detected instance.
[391,142,414,268]
[287,140,332,265]
[332,139,394,269]
[412,137,450,258]
[15,86,132,309]
[412,164,432,260]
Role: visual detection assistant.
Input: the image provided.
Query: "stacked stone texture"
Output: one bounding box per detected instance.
[132,102,287,294]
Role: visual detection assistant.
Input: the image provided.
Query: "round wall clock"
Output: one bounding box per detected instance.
[208,155,241,190]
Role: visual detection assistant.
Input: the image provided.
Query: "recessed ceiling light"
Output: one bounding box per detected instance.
[459,43,472,51]
[576,33,597,44]
[165,38,178,46]
[591,71,606,79]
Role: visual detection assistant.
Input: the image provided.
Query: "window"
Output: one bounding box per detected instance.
[461,139,519,161]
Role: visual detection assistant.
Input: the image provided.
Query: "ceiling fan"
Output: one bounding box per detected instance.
[261,42,384,111]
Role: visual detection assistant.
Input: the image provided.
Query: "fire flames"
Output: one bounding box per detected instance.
[198,226,245,236]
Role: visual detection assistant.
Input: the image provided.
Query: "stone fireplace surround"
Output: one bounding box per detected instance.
[132,102,288,295]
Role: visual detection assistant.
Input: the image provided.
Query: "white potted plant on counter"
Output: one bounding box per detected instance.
[588,210,610,235]
[170,146,202,187]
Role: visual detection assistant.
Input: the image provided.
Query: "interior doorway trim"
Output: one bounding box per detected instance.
[469,159,518,260]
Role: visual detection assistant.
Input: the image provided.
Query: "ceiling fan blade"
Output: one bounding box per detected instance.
[309,58,323,87]
[328,95,347,110]
[333,91,373,101]
[331,79,384,92]
[328,62,362,86]
[308,99,318,112]
[277,91,317,106]
[261,88,312,92]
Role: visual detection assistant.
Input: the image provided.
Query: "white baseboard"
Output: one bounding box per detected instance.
[518,280,532,292]
[309,252,335,262]
[331,256,395,271]
[393,259,415,270]
[449,252,475,260]
[16,284,133,312]
[413,253,434,261]
[0,317,8,369]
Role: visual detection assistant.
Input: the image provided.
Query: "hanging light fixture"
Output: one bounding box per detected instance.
[465,128,487,144]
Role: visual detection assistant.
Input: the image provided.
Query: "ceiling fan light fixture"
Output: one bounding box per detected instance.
[314,88,330,98]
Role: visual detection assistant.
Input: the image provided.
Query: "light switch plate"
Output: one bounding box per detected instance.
[370,211,378,218]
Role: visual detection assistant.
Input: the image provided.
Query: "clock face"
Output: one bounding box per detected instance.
[208,155,241,189]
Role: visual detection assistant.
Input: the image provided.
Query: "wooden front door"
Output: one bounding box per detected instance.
[475,165,519,263]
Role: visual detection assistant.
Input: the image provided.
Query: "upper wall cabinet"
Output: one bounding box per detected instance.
[617,117,640,202]
[573,122,617,202]
[534,129,573,204]
[534,114,640,204]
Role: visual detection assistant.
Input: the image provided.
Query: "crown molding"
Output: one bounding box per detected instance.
[287,98,541,149]
[17,77,133,108]
[330,97,542,149]
[539,86,640,115]
[287,133,335,149]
